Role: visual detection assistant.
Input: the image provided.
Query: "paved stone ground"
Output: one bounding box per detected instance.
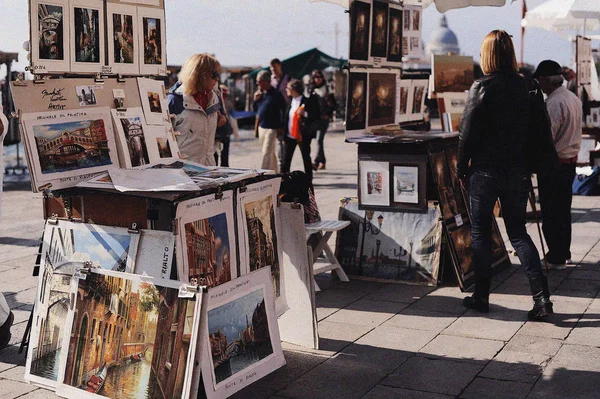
[1,124,600,398]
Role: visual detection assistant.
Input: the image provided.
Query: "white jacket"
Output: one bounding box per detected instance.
[171,85,220,166]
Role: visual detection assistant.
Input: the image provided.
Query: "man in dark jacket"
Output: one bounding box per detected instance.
[280,79,320,182]
[253,70,286,172]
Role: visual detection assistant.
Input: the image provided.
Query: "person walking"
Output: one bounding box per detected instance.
[280,79,320,182]
[533,60,582,267]
[253,70,286,172]
[457,30,553,320]
[167,53,227,165]
[270,58,291,104]
[309,69,336,171]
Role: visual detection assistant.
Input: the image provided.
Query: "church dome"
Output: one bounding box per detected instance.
[425,15,460,58]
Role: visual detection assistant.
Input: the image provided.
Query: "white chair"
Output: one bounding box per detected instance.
[305,220,351,291]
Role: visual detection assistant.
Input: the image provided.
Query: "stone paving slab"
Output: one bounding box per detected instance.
[362,385,453,399]
[460,377,532,399]
[478,349,551,384]
[381,356,484,396]
[323,298,408,327]
[316,321,373,353]
[419,335,504,363]
[441,311,524,341]
[0,378,39,399]
[381,309,457,334]
[363,283,436,304]
[355,324,438,353]
[334,342,411,375]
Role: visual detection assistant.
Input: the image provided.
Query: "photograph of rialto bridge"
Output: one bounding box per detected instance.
[62,272,196,399]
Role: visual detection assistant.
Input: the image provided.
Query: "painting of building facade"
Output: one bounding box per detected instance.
[184,213,232,287]
[61,271,198,399]
[244,196,280,297]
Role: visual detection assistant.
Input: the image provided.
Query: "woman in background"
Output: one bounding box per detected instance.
[308,69,336,171]
[457,30,553,320]
[167,53,226,165]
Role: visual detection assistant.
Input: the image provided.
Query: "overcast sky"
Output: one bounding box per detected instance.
[0,0,595,78]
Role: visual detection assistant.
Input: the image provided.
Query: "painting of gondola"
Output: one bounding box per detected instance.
[201,268,285,399]
[370,1,388,58]
[58,269,201,399]
[349,0,371,62]
[25,220,140,388]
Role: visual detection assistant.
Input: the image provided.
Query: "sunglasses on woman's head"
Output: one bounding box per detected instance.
[210,71,219,80]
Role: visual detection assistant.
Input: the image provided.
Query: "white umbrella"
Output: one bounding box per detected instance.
[309,0,512,13]
[522,0,600,34]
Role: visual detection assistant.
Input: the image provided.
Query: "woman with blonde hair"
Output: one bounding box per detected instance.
[457,30,553,320]
[167,53,227,165]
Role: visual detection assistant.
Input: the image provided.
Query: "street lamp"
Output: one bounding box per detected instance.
[357,211,384,275]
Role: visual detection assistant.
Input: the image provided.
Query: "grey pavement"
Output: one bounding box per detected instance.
[2,124,600,398]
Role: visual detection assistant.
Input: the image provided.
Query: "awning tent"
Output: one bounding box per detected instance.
[245,47,346,80]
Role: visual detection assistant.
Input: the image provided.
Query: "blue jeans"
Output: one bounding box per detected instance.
[469,168,543,299]
[314,120,329,165]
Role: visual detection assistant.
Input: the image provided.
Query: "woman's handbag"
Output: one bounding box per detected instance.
[525,78,559,174]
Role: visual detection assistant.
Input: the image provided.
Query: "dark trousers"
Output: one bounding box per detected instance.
[538,163,576,263]
[213,138,230,167]
[314,120,329,165]
[470,169,544,300]
[281,136,313,182]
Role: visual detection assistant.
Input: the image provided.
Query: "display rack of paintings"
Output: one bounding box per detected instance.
[106,3,139,75]
[175,191,239,287]
[236,178,287,316]
[21,107,120,192]
[336,197,442,286]
[428,146,510,290]
[55,268,202,399]
[200,267,285,399]
[30,0,71,74]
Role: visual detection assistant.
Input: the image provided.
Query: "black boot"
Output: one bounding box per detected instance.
[463,295,489,313]
[0,311,14,352]
[527,276,553,320]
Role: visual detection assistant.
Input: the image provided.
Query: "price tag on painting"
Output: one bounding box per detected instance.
[455,214,463,227]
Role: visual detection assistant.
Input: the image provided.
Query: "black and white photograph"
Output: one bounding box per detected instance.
[76,85,100,106]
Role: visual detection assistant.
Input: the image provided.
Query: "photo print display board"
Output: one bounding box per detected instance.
[70,0,105,74]
[56,268,202,399]
[201,267,285,399]
[175,191,238,287]
[111,107,151,168]
[25,220,140,388]
[21,107,120,192]
[138,7,167,75]
[349,0,372,65]
[336,198,442,286]
[137,77,170,125]
[359,160,390,207]
[106,3,139,75]
[237,178,287,316]
[403,5,422,58]
[30,0,70,74]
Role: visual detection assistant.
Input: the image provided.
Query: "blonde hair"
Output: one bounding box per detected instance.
[479,30,518,75]
[178,53,221,95]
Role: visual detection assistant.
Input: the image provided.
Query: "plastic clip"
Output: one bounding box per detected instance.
[215,186,223,200]
[128,223,140,235]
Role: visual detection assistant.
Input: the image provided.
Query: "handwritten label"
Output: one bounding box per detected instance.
[42,88,67,110]
[101,65,113,75]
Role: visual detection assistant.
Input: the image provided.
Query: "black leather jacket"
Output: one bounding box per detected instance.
[457,70,530,178]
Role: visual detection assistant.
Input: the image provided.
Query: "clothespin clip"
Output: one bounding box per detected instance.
[39,183,53,193]
[74,261,93,280]
[128,222,140,235]
[215,185,223,200]
[114,98,126,112]
[33,74,46,85]
[47,214,59,225]
[178,280,200,298]
[239,181,247,193]
[116,74,127,83]
[291,198,301,210]
[94,73,105,84]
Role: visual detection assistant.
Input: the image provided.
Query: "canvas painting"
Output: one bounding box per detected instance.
[21,107,119,186]
[137,78,170,125]
[346,72,368,132]
[429,150,466,226]
[175,191,238,287]
[449,224,473,276]
[432,55,474,93]
[237,179,286,315]
[336,198,442,285]
[111,108,151,168]
[349,0,371,62]
[70,0,105,73]
[144,125,180,162]
[31,0,70,73]
[359,160,390,207]
[368,72,397,127]
[25,220,140,388]
[370,1,388,58]
[56,269,201,399]
[138,8,167,75]
[393,166,418,204]
[387,6,403,63]
[107,3,139,75]
[201,268,285,399]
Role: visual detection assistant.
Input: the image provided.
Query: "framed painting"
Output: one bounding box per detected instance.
[358,160,390,208]
[30,0,70,74]
[349,0,371,63]
[391,157,427,212]
[137,7,167,75]
[70,0,105,74]
[370,0,389,59]
[106,3,139,75]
